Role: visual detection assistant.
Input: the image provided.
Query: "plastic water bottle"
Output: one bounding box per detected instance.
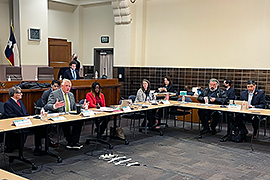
[40,107,45,120]
[84,103,88,110]
[35,76,38,81]
[182,95,185,103]
[147,96,150,102]
[59,75,62,80]
[242,100,247,111]
[95,71,98,79]
[7,76,11,81]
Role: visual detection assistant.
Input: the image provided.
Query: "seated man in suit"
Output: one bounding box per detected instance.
[44,79,83,149]
[4,86,29,152]
[197,78,227,135]
[223,79,236,100]
[63,61,80,80]
[236,80,265,138]
[41,80,60,106]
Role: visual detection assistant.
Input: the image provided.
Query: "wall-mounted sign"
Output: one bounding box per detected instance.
[101,36,109,43]
[28,28,41,41]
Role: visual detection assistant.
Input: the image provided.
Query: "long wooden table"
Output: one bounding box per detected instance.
[0,169,28,180]
[0,79,121,115]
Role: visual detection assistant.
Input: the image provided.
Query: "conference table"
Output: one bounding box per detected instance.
[1,100,269,178]
[0,102,172,170]
[0,169,28,180]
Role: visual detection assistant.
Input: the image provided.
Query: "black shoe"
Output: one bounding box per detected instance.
[34,148,42,156]
[66,143,83,150]
[200,128,209,134]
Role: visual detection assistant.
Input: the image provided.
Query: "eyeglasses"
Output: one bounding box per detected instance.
[53,85,59,87]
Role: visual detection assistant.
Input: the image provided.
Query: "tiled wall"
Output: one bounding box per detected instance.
[113,67,270,99]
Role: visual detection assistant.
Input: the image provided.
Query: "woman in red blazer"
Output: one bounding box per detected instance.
[86,82,106,108]
[86,82,108,135]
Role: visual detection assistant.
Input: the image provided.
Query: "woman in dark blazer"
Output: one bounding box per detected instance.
[158,76,176,93]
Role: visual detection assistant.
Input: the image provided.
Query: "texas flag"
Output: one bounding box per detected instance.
[4,25,20,66]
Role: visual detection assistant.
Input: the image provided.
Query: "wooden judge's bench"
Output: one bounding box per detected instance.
[0,79,121,115]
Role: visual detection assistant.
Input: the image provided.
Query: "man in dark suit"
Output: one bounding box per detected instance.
[44,79,83,149]
[236,80,265,138]
[4,86,29,152]
[41,80,60,106]
[63,61,80,80]
[223,79,236,100]
[197,78,227,135]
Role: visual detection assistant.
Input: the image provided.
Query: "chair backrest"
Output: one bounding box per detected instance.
[38,67,54,80]
[58,67,69,79]
[177,96,192,102]
[6,66,22,81]
[79,99,85,105]
[34,99,43,114]
[128,95,136,103]
[0,102,4,119]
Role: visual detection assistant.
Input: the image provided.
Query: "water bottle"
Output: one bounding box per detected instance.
[242,100,247,111]
[95,71,98,79]
[205,97,209,105]
[40,107,45,120]
[59,75,62,80]
[7,76,11,81]
[35,76,38,81]
[147,96,150,102]
[182,95,185,103]
[84,103,88,110]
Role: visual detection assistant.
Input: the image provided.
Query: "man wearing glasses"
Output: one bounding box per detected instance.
[41,80,60,106]
[4,86,28,152]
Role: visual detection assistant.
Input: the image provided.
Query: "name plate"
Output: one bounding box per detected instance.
[13,118,32,127]
[161,100,170,104]
[122,106,131,112]
[228,104,241,110]
[50,116,67,121]
[81,110,95,117]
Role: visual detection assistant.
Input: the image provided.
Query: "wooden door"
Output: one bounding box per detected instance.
[48,38,71,79]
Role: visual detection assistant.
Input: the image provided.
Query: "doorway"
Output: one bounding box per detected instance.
[94,48,113,79]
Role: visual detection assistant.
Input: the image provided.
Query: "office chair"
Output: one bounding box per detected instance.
[37,67,54,80]
[166,97,193,131]
[119,95,145,138]
[34,99,43,114]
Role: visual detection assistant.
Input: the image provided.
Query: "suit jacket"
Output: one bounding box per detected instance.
[41,88,52,106]
[63,69,80,80]
[197,87,227,105]
[158,84,177,93]
[4,98,29,118]
[44,88,76,112]
[240,89,265,108]
[86,92,106,108]
[224,87,236,100]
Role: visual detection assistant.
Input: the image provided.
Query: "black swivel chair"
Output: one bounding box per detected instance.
[119,95,145,138]
[166,97,193,131]
[34,99,43,114]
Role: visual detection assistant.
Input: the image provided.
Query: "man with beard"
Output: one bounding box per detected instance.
[235,80,265,139]
[197,79,227,135]
[223,79,236,100]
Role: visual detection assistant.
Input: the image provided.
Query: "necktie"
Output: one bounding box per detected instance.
[65,94,69,112]
[17,100,21,107]
[72,71,76,80]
